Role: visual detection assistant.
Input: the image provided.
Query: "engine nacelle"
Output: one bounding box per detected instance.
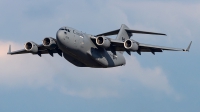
[124,39,139,51]
[24,41,38,53]
[43,37,57,49]
[96,36,111,48]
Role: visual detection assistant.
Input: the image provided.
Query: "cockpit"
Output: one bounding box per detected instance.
[59,27,70,32]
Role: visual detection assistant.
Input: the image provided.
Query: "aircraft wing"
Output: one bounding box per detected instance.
[91,36,192,55]
[113,41,192,55]
[139,43,185,51]
[116,41,191,55]
[7,44,62,57]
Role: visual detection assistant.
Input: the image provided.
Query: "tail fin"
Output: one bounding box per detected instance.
[116,24,132,41]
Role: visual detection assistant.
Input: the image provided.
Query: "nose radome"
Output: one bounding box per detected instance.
[56,30,64,41]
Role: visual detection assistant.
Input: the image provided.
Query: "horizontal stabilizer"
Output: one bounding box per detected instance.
[96,24,166,37]
[125,29,166,36]
[96,29,120,36]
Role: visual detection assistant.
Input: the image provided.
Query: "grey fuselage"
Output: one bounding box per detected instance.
[56,27,126,68]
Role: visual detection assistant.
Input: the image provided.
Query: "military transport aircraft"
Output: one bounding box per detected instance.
[7,24,192,68]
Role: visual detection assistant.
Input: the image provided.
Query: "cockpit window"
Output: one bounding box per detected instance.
[59,27,65,30]
[59,27,70,32]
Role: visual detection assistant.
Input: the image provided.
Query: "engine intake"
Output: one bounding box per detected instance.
[96,36,111,48]
[24,42,38,53]
[43,37,57,49]
[124,39,139,51]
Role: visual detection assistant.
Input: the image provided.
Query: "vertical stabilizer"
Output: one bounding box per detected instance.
[116,24,132,41]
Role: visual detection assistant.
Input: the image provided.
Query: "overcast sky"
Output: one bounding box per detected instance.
[0,0,199,112]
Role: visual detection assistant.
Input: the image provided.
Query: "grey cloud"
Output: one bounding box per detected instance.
[0,40,178,99]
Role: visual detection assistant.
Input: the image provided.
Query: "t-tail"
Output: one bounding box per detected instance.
[116,24,166,41]
[115,24,166,54]
[116,24,132,42]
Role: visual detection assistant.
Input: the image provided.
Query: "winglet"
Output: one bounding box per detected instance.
[7,45,11,54]
[184,41,192,52]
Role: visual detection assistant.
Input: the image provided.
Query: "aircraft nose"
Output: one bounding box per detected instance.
[56,30,64,42]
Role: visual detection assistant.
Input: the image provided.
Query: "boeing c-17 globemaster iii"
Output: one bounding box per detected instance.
[7,24,192,68]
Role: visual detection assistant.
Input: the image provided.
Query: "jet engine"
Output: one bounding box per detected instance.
[43,37,57,49]
[24,41,38,53]
[124,39,139,51]
[96,36,111,48]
